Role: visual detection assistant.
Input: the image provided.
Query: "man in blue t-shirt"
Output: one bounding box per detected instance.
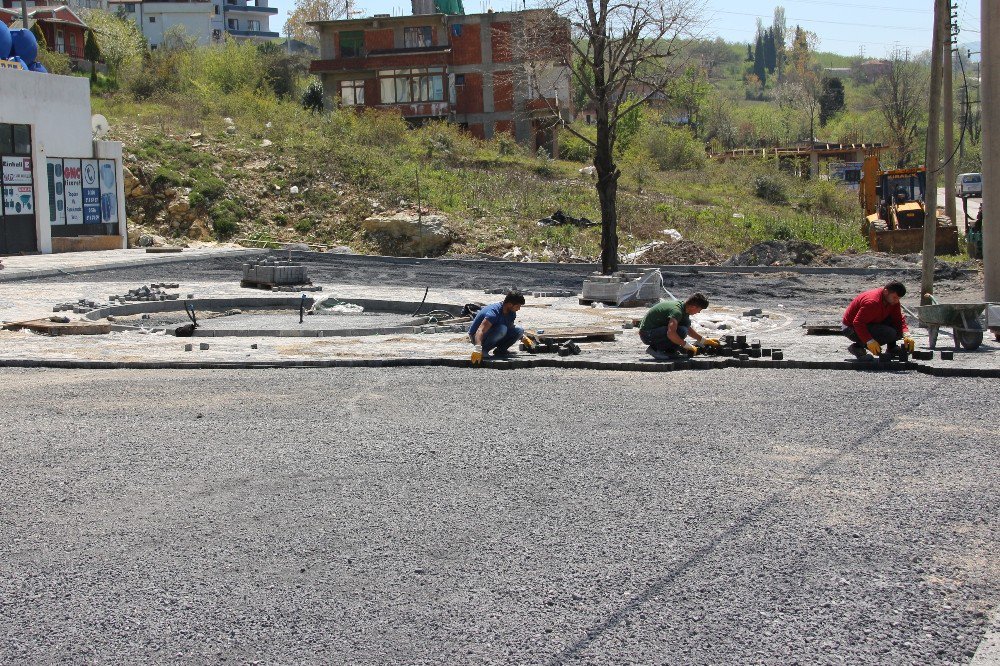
[468,292,526,364]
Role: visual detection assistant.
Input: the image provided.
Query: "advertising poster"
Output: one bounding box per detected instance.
[98,160,119,225]
[2,155,34,217]
[47,158,67,225]
[63,159,83,225]
[82,159,101,224]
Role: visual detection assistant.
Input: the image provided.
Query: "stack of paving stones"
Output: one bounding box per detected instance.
[54,299,103,314]
[579,269,662,306]
[699,334,784,361]
[112,284,181,303]
[242,258,315,290]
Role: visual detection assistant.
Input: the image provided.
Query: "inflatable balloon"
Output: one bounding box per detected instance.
[29,61,47,73]
[5,55,28,70]
[0,21,12,61]
[9,28,38,66]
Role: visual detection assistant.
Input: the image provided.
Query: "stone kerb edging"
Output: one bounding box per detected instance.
[1,356,996,378]
[84,296,464,324]
[281,250,980,278]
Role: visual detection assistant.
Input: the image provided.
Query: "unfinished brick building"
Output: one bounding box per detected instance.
[308,2,571,155]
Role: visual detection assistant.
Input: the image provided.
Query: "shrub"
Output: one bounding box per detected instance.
[151,166,185,190]
[294,218,314,234]
[210,200,245,238]
[560,128,595,163]
[302,80,324,113]
[642,125,705,171]
[190,171,226,202]
[753,175,788,205]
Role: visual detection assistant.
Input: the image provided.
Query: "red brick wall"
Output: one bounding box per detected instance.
[449,22,480,65]
[490,22,512,63]
[455,72,483,114]
[492,70,514,112]
[495,120,514,136]
[365,28,394,51]
[469,123,485,139]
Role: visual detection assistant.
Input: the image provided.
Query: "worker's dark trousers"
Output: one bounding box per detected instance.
[844,319,902,347]
[639,325,688,352]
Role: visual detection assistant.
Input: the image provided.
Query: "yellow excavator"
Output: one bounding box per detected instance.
[858,154,959,254]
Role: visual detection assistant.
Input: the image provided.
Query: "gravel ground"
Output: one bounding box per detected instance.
[0,367,996,665]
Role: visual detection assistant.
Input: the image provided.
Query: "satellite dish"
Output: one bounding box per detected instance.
[92,114,110,139]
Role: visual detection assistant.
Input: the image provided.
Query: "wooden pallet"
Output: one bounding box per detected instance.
[526,326,619,343]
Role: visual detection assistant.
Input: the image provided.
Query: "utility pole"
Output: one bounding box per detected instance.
[20,0,29,29]
[984,0,999,301]
[943,0,956,230]
[922,0,947,303]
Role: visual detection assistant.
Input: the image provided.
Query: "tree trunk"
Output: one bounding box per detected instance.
[594,120,618,274]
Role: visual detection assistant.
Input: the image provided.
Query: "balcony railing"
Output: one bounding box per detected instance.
[223,3,277,13]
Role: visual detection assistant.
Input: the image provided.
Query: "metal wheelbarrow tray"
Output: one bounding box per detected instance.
[913,302,987,350]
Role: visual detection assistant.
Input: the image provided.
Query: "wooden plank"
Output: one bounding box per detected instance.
[527,326,619,343]
[3,319,112,335]
[801,321,843,335]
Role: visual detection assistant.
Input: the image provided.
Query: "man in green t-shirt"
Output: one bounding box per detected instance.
[638,292,719,359]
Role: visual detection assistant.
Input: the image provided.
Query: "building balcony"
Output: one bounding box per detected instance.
[227,28,279,37]
[223,3,277,13]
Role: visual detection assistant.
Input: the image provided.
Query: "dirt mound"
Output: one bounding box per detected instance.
[726,240,831,267]
[628,240,723,265]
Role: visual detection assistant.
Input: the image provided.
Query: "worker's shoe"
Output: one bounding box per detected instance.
[847,343,870,361]
[491,349,515,358]
[646,346,675,361]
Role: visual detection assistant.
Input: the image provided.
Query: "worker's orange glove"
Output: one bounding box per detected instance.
[470,344,483,365]
[866,339,882,356]
[702,338,720,347]
[684,344,699,356]
[903,336,915,353]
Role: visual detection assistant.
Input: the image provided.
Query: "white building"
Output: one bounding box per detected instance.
[110,0,276,47]
[0,66,126,254]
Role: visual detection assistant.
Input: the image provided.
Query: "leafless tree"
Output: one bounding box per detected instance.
[873,50,928,168]
[516,0,700,273]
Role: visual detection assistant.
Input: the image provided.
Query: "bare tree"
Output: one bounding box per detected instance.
[517,0,700,273]
[285,0,344,47]
[873,50,928,168]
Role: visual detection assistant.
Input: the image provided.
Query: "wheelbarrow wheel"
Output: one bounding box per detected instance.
[959,329,983,350]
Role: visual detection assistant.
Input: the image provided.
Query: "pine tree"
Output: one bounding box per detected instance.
[84,29,101,82]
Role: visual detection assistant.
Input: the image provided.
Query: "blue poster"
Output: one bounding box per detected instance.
[82,159,100,224]
[98,160,118,225]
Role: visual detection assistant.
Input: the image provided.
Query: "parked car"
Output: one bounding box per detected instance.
[956,172,982,197]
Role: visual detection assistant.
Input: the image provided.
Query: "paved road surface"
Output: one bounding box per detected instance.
[937,188,981,233]
[1,367,997,664]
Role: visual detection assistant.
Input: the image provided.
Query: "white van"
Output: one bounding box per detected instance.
[956,172,982,197]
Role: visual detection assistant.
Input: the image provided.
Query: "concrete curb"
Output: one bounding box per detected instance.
[282,250,980,278]
[0,355,996,377]
[0,249,267,284]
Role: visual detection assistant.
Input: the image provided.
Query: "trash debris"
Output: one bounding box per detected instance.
[309,296,364,315]
[536,210,597,227]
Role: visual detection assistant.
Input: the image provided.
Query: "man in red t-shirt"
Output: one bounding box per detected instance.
[842,281,915,360]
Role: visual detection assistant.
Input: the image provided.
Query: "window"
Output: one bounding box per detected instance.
[148,15,156,22]
[12,124,31,155]
[340,80,365,106]
[454,74,465,86]
[403,26,433,48]
[69,33,76,54]
[55,29,65,53]
[227,18,238,29]
[0,124,13,155]
[214,4,219,14]
[340,30,363,57]
[124,2,135,11]
[248,19,260,31]
[378,68,445,104]
[451,24,462,37]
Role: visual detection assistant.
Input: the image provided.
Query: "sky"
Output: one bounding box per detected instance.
[267,0,982,59]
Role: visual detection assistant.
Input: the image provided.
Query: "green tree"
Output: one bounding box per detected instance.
[818,77,845,126]
[81,9,146,81]
[84,29,101,81]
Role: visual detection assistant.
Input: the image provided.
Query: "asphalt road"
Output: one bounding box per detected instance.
[1,367,997,664]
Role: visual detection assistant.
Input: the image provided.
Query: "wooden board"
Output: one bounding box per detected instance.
[526,326,618,343]
[801,320,843,335]
[3,319,112,335]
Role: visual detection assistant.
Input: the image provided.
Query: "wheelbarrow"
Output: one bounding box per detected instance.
[912,297,988,350]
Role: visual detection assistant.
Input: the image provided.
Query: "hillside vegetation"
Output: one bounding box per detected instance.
[75,20,979,261]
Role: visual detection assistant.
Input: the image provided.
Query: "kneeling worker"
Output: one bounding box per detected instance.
[842,280,915,359]
[470,291,526,364]
[639,293,719,360]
